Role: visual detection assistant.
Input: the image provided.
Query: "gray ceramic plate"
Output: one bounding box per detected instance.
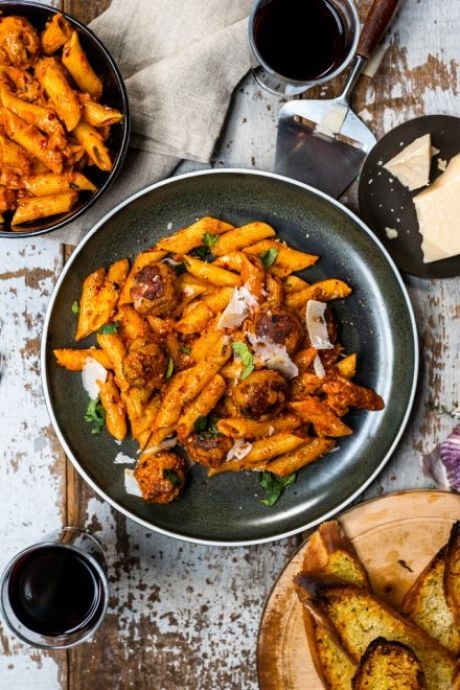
[42,169,419,546]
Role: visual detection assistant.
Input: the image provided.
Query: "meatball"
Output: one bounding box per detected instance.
[122,336,167,389]
[184,433,232,469]
[130,262,178,316]
[134,451,186,504]
[249,304,304,355]
[232,370,289,419]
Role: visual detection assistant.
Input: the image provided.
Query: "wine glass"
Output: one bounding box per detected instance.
[0,526,108,649]
[248,0,360,96]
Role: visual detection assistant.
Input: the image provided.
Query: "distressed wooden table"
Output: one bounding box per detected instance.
[1,1,459,688]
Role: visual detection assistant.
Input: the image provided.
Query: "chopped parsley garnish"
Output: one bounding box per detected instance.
[179,345,192,355]
[166,357,175,379]
[84,398,105,435]
[203,232,219,249]
[193,415,220,438]
[192,232,219,261]
[164,469,181,487]
[231,341,254,380]
[260,247,279,268]
[259,472,297,507]
[71,300,80,315]
[98,322,118,334]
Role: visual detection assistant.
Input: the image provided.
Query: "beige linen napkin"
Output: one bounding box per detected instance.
[53,0,251,245]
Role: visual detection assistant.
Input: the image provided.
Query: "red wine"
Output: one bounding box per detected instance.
[253,0,350,82]
[7,546,104,636]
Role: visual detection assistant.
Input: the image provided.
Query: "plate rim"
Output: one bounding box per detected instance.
[256,488,460,689]
[41,167,420,546]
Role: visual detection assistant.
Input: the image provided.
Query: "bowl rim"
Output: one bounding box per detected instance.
[0,0,131,239]
[41,167,420,547]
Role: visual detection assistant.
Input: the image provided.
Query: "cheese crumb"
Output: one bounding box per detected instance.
[385,227,399,240]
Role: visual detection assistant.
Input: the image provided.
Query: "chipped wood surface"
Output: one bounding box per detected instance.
[0,0,459,688]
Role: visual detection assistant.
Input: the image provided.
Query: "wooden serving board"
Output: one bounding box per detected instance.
[257,489,460,690]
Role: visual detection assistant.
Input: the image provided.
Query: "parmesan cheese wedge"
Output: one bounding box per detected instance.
[413,153,460,263]
[384,134,431,191]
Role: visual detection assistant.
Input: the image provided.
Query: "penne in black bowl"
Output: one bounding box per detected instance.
[0,1,130,238]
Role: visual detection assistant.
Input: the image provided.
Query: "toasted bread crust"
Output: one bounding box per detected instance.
[299,521,368,688]
[295,576,457,690]
[402,545,460,654]
[446,521,460,629]
[301,521,370,588]
[352,637,427,690]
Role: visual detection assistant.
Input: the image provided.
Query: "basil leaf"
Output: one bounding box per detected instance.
[164,469,181,487]
[166,357,174,379]
[194,415,208,433]
[260,248,279,268]
[203,232,219,249]
[84,398,105,435]
[98,322,118,334]
[179,345,192,355]
[259,471,297,506]
[231,341,254,380]
[71,300,80,315]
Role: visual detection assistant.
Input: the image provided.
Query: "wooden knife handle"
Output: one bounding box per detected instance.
[357,0,400,59]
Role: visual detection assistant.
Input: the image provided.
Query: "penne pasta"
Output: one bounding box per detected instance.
[155,216,234,254]
[97,373,127,441]
[53,348,112,371]
[0,87,67,148]
[212,221,276,256]
[1,107,63,173]
[244,239,319,277]
[216,413,301,439]
[289,398,352,437]
[24,171,96,196]
[96,332,130,392]
[80,96,123,128]
[183,255,240,287]
[12,190,77,225]
[62,31,103,99]
[209,433,306,475]
[285,279,352,309]
[73,121,112,171]
[266,437,336,477]
[177,374,226,439]
[41,13,73,54]
[35,57,81,131]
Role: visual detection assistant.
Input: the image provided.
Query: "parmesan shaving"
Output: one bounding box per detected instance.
[226,439,253,461]
[306,300,334,350]
[114,452,136,464]
[82,357,107,400]
[142,436,178,456]
[315,103,347,138]
[247,333,299,379]
[313,354,326,378]
[124,469,142,497]
[217,286,258,330]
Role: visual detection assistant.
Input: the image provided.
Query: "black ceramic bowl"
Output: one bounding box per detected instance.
[0,1,130,238]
